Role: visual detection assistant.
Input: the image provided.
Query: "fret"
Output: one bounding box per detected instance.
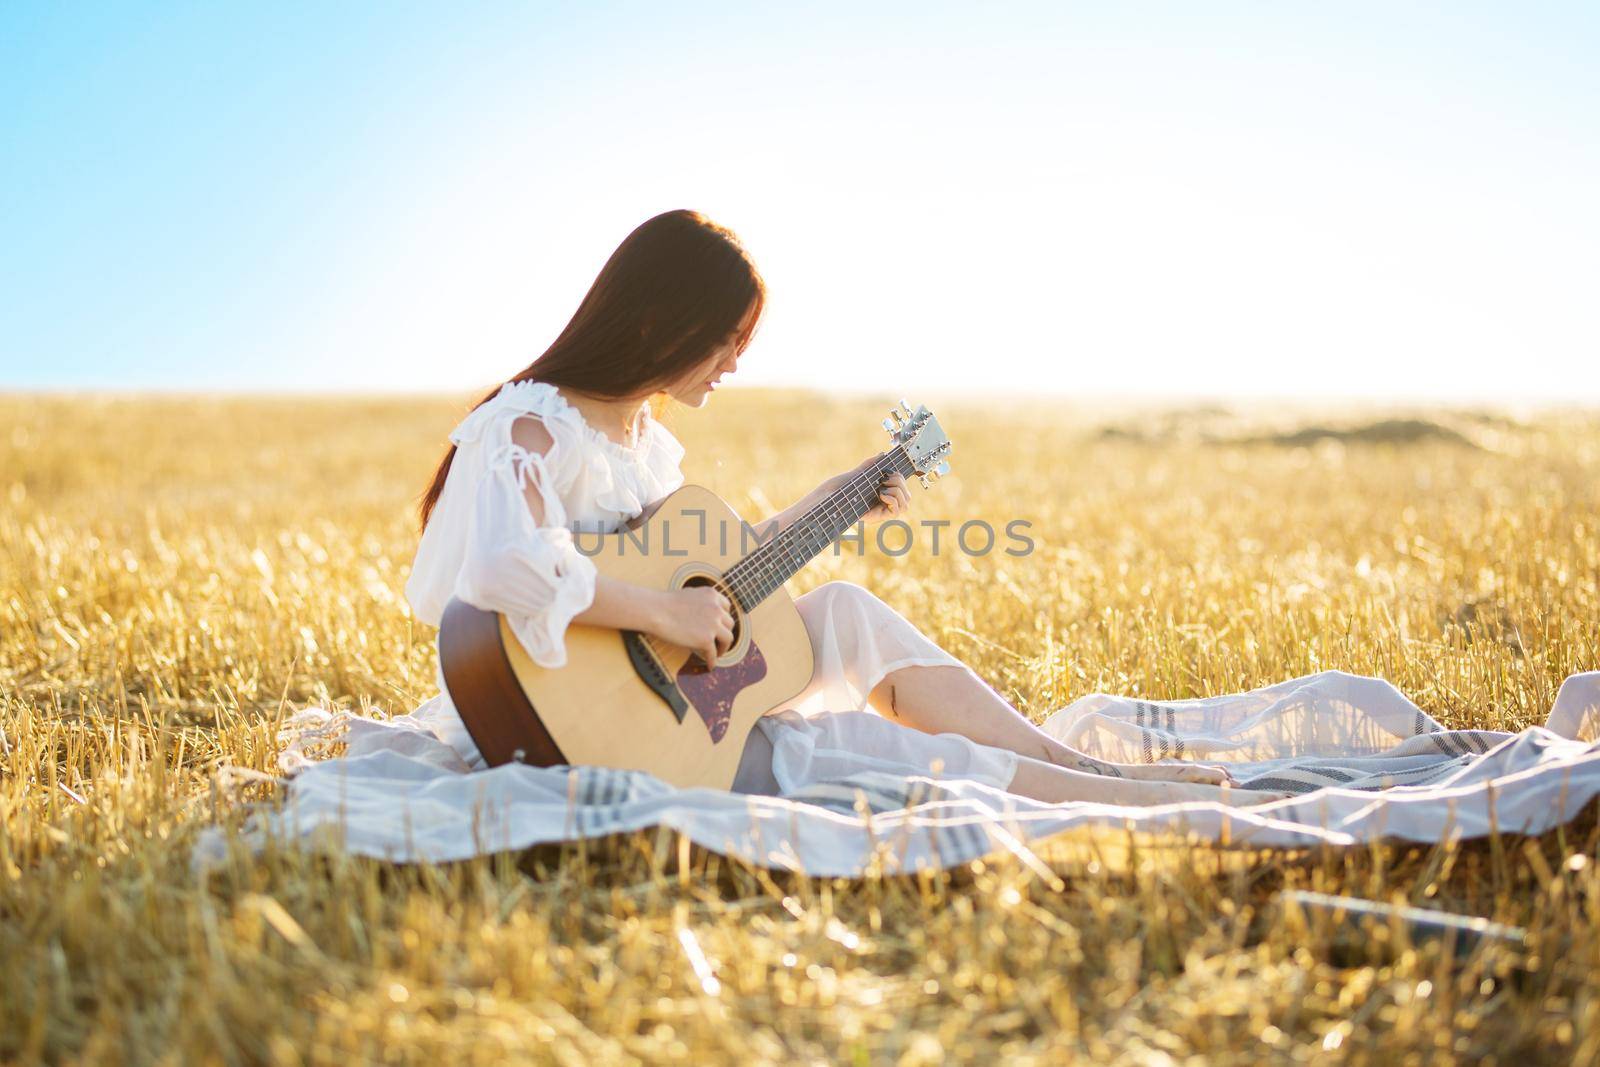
[724,446,917,610]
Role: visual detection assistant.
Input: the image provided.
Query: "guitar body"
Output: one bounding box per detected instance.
[439,484,816,790]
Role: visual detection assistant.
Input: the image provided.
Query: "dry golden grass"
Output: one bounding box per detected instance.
[3,389,1599,1065]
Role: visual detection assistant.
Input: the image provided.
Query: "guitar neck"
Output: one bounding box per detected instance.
[724,446,916,610]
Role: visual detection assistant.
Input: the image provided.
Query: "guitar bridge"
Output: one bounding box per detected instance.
[621,630,690,723]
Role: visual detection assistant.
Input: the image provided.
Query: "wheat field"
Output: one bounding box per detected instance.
[3,390,1599,1064]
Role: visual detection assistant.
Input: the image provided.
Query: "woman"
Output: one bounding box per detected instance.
[405,209,1284,807]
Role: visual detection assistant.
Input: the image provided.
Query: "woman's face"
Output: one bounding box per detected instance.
[661,305,758,408]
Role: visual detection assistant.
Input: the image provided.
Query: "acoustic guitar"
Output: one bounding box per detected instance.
[438,400,954,789]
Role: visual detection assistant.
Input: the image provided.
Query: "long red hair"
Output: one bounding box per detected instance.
[418,209,765,529]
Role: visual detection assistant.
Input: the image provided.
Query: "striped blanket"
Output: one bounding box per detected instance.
[200,670,1600,876]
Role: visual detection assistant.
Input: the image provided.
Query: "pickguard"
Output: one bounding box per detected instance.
[675,640,769,743]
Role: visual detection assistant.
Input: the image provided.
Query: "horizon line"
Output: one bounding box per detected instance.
[2,382,1596,411]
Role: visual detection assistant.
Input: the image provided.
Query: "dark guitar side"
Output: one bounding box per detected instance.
[438,597,565,768]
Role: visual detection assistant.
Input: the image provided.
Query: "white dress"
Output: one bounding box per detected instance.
[402,380,1019,794]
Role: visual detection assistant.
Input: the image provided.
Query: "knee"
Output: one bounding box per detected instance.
[797,580,882,616]
[807,579,873,604]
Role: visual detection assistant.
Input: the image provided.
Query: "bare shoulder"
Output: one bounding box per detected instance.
[509,413,554,455]
[506,413,561,520]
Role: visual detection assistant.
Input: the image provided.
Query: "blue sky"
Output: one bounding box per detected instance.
[2,2,1596,398]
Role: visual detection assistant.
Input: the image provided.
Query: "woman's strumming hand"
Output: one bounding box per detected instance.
[648,585,736,666]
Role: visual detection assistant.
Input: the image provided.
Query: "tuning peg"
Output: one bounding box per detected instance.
[918,461,951,490]
[898,398,912,417]
[882,416,897,432]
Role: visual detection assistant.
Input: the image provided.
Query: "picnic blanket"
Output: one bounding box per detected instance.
[198,670,1600,875]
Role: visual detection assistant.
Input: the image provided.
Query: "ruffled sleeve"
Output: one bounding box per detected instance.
[450,405,599,669]
[403,380,687,671]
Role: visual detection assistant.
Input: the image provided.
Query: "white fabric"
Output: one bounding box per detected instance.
[202,669,1600,876]
[396,379,1014,787]
[1041,672,1512,794]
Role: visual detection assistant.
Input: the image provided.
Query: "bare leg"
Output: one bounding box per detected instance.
[790,581,1238,790]
[869,664,1237,786]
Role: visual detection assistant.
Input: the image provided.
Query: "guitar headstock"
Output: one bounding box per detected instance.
[882,398,953,489]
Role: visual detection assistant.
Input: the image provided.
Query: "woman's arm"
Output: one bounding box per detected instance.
[571,574,733,667]
[757,484,828,536]
[758,452,912,533]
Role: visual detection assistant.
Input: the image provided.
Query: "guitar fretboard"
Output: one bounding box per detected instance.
[723,445,917,610]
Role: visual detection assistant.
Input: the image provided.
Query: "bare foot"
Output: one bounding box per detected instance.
[1006,758,1296,807]
[1122,762,1237,786]
[1163,782,1294,807]
[1225,787,1295,806]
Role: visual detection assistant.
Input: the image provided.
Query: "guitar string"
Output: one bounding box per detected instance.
[637,451,904,665]
[639,450,902,665]
[730,453,894,586]
[727,453,898,600]
[727,446,917,607]
[732,447,916,605]
[638,441,928,667]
